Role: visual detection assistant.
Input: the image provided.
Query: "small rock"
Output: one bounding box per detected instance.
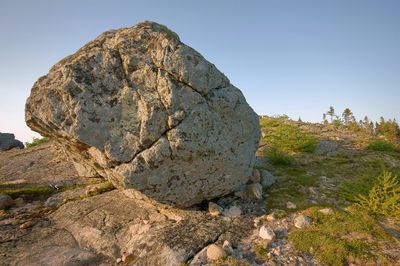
[223,206,242,217]
[245,183,263,199]
[266,213,276,222]
[308,187,318,197]
[44,197,60,207]
[19,220,35,229]
[14,197,24,207]
[259,225,276,241]
[234,190,245,199]
[286,201,296,209]
[294,215,312,229]
[222,240,234,254]
[208,202,223,216]
[319,176,328,182]
[318,208,333,215]
[206,244,226,260]
[249,169,261,182]
[0,194,14,210]
[260,170,277,188]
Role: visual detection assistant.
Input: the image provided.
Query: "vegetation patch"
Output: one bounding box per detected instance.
[261,116,317,153]
[289,206,395,266]
[25,137,49,148]
[264,147,294,166]
[0,184,55,199]
[367,140,396,152]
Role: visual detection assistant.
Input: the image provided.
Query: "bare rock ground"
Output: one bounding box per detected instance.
[0,142,317,266]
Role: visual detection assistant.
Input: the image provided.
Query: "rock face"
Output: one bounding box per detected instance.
[25,21,260,207]
[0,133,24,151]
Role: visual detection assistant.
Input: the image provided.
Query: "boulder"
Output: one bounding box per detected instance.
[0,133,24,151]
[25,21,260,207]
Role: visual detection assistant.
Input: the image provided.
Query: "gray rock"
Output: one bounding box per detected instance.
[315,140,338,155]
[0,133,24,151]
[294,214,312,229]
[25,21,260,207]
[0,194,13,209]
[260,170,277,188]
[49,190,252,266]
[223,205,242,217]
[245,183,263,199]
[259,225,276,241]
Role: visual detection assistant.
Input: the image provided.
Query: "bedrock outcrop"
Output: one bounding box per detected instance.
[25,21,260,207]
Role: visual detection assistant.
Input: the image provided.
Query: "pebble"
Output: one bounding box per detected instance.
[286,201,297,209]
[259,225,276,241]
[223,206,242,217]
[19,220,35,229]
[318,208,334,215]
[222,240,234,254]
[0,194,14,210]
[206,244,226,260]
[294,215,312,229]
[245,183,263,199]
[249,169,261,183]
[208,202,223,216]
[266,213,276,222]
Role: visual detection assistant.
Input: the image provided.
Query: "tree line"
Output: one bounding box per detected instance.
[322,106,400,141]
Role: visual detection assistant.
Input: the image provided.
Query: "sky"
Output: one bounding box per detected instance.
[0,0,399,142]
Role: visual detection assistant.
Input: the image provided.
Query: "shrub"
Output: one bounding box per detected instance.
[265,122,317,153]
[355,171,400,222]
[25,137,49,148]
[264,147,294,165]
[367,140,396,152]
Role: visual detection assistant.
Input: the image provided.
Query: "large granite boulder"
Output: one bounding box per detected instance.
[0,133,24,151]
[25,21,260,207]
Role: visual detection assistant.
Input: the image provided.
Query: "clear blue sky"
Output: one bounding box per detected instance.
[1,0,399,142]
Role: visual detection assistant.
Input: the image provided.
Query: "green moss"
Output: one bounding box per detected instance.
[289,206,395,266]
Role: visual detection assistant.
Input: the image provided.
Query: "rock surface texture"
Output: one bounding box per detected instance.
[25,21,260,207]
[0,133,24,151]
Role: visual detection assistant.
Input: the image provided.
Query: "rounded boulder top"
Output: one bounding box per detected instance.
[25,21,260,207]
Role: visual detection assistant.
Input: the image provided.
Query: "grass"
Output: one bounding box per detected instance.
[252,242,269,261]
[211,256,251,266]
[261,116,317,153]
[25,137,49,148]
[84,181,116,197]
[264,147,294,165]
[289,206,395,266]
[367,140,396,152]
[0,184,55,199]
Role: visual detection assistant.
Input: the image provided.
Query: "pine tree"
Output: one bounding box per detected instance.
[326,106,335,123]
[342,108,354,126]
